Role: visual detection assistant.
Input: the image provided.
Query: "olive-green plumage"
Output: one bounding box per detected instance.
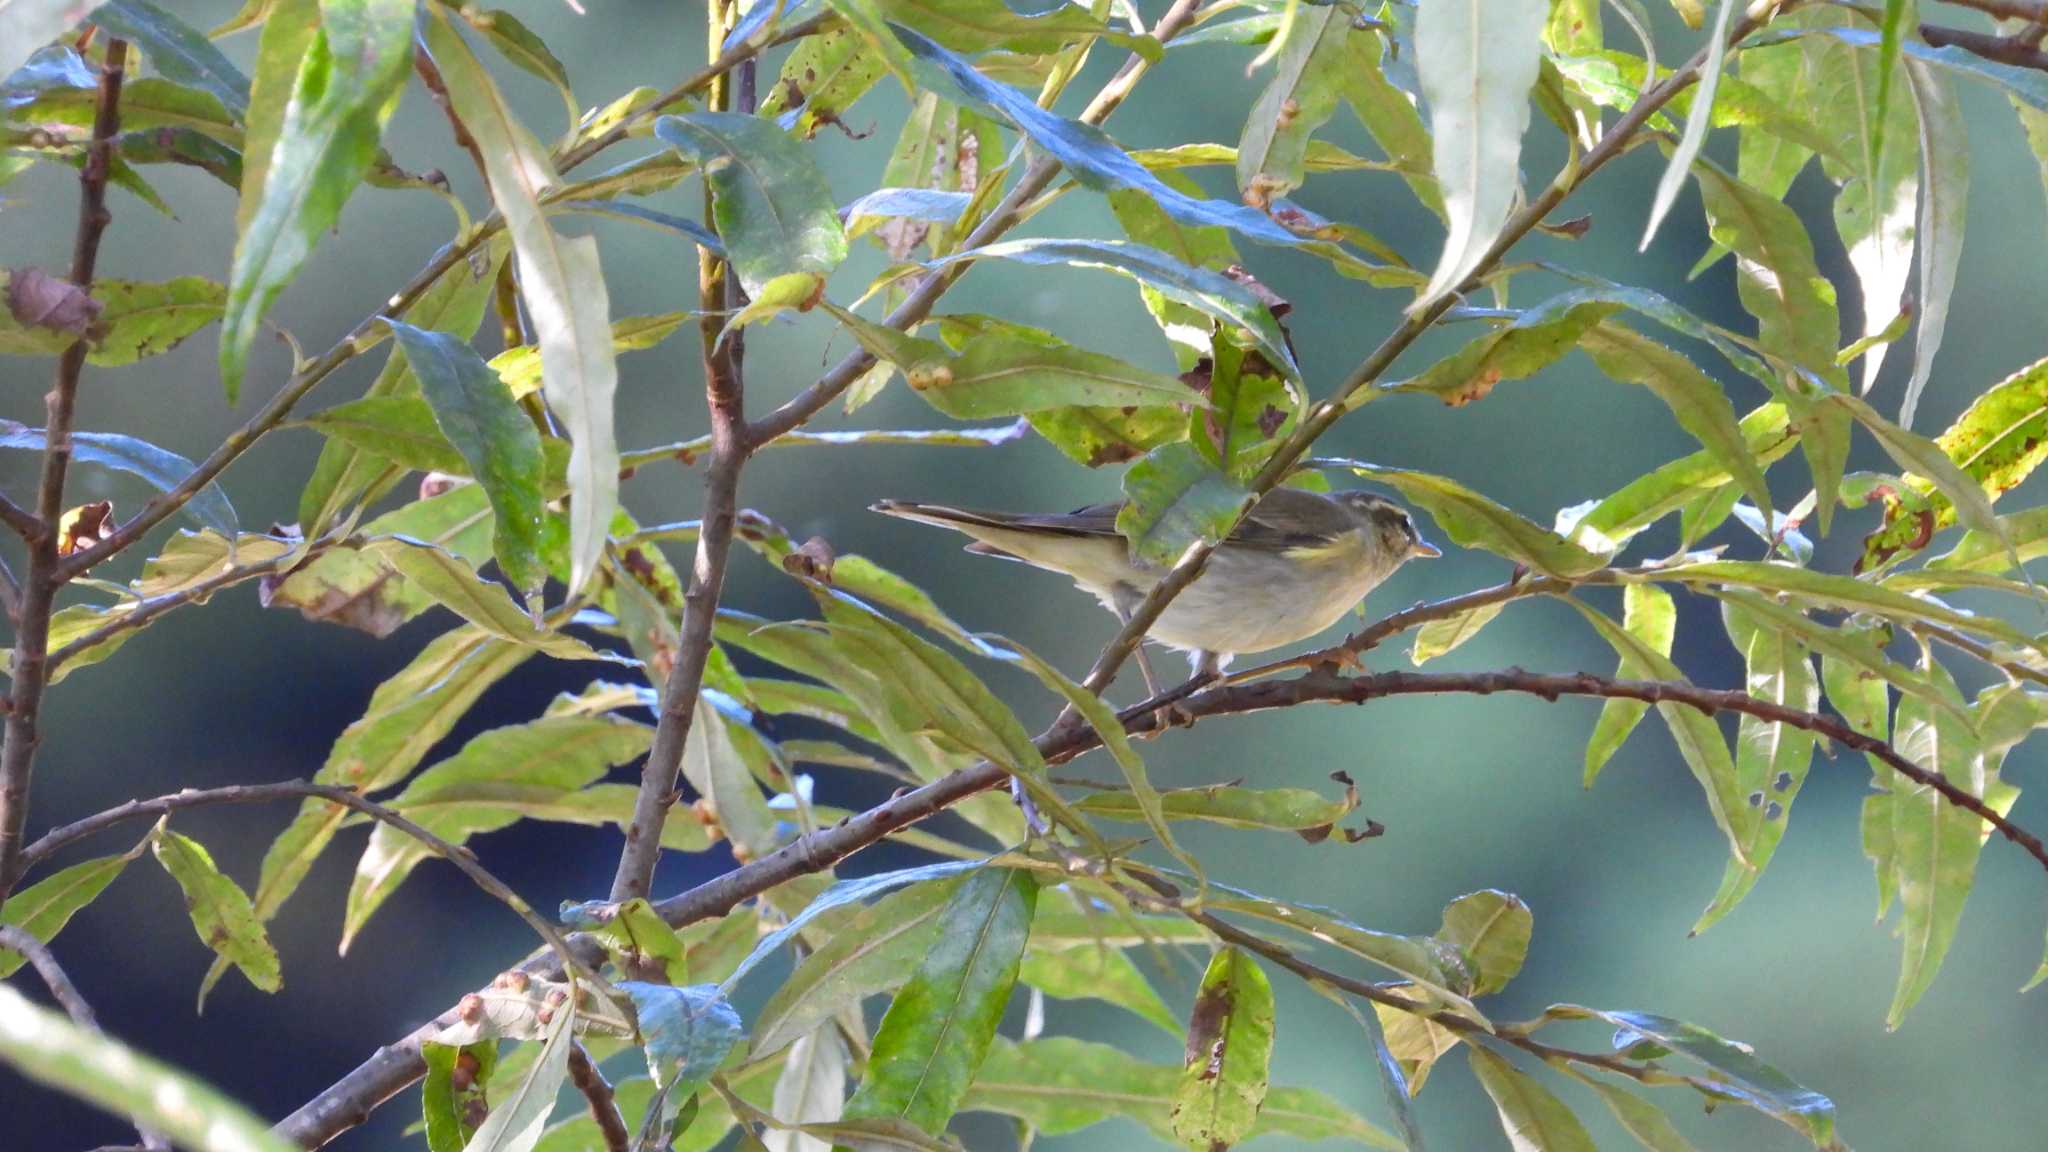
[873,488,1438,677]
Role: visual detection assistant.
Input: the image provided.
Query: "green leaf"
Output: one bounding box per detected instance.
[652,112,848,297]
[1385,294,1619,408]
[914,332,1205,419]
[0,849,138,978]
[300,395,468,474]
[877,0,1152,57]
[845,867,1038,1136]
[1651,558,2030,653]
[752,876,963,1055]
[1565,403,1795,552]
[422,5,619,598]
[1171,947,1276,1152]
[1370,986,1461,1096]
[151,824,281,1005]
[1074,782,1356,836]
[386,320,547,596]
[1573,598,1754,866]
[364,540,606,659]
[492,311,689,400]
[678,695,783,861]
[771,1026,848,1145]
[1690,158,1843,386]
[297,236,507,536]
[1118,440,1254,566]
[894,24,1300,249]
[12,76,237,139]
[1412,601,1507,664]
[1325,462,1608,578]
[1467,1047,1598,1152]
[760,27,887,140]
[1885,663,1993,1029]
[1545,1006,1836,1143]
[341,715,653,948]
[0,274,227,366]
[1900,60,1964,428]
[266,487,497,639]
[1641,0,1742,246]
[94,0,247,114]
[0,984,297,1152]
[1692,601,1818,934]
[1737,25,1818,199]
[220,0,414,401]
[0,419,234,536]
[585,898,689,985]
[1110,175,1241,368]
[1193,332,1300,480]
[1409,0,1548,308]
[462,995,576,1152]
[1197,888,1483,1022]
[1577,321,1773,526]
[934,238,1298,379]
[422,1041,499,1152]
[1236,2,1351,203]
[725,859,988,991]
[966,1036,1398,1147]
[1340,25,1441,217]
[619,982,744,1096]
[1017,943,1178,1034]
[1436,890,1532,996]
[466,7,576,127]
[1860,357,2048,571]
[1588,1081,1701,1152]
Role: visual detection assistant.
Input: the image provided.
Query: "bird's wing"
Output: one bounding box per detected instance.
[1227,489,1353,552]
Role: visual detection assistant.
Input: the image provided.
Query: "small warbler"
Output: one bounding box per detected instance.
[873,488,1439,690]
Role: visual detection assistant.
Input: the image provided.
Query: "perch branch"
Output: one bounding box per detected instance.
[608,0,756,902]
[566,1043,631,1152]
[0,39,126,907]
[0,494,40,540]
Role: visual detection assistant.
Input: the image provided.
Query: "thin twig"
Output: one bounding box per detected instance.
[0,494,40,540]
[0,925,170,1151]
[1921,21,2048,68]
[0,39,126,907]
[46,540,323,672]
[566,1043,631,1152]
[607,0,756,904]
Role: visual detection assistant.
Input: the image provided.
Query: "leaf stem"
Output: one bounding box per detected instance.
[0,38,127,905]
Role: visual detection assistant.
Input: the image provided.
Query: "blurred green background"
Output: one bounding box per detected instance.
[4,1,2046,1148]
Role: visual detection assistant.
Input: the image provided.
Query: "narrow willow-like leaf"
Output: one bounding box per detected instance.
[1900,60,1963,428]
[220,0,413,401]
[1372,986,1461,1096]
[751,877,962,1055]
[679,694,782,860]
[966,1036,1399,1147]
[893,24,1303,248]
[1437,889,1532,996]
[768,1027,846,1152]
[1171,947,1276,1151]
[342,715,652,948]
[1545,1006,1836,1143]
[1690,159,1842,385]
[1074,783,1355,834]
[619,982,743,1098]
[1577,321,1773,522]
[364,541,604,659]
[909,331,1204,419]
[1385,293,1619,408]
[1326,461,1608,578]
[0,420,234,535]
[94,0,250,113]
[1573,599,1753,866]
[653,113,848,296]
[1693,602,1817,934]
[422,7,617,597]
[0,850,138,978]
[762,28,887,142]
[1118,440,1253,566]
[467,7,576,127]
[462,997,575,1152]
[152,824,281,1005]
[844,867,1037,1136]
[1467,1047,1597,1152]
[1020,940,1180,1034]
[1833,391,2006,572]
[1862,355,2048,572]
[1588,1081,1700,1152]
[1409,0,1548,310]
[1412,601,1506,664]
[931,238,1297,378]
[0,985,297,1152]
[1236,1,1350,203]
[422,1041,498,1152]
[1885,663,1990,1029]
[1641,0,1739,247]
[1566,403,1795,552]
[1341,25,1442,217]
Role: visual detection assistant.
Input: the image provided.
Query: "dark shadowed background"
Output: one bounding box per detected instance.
[3,1,2046,1149]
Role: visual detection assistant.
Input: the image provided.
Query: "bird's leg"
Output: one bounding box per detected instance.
[1009,776,1050,837]
[1111,586,1183,732]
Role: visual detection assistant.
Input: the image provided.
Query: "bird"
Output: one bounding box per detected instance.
[872,488,1440,695]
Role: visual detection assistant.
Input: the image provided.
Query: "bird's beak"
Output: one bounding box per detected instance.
[1411,538,1442,559]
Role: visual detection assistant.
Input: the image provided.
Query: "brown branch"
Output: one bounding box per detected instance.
[1074,12,1769,698]
[0,494,40,540]
[0,39,126,908]
[566,1043,630,1152]
[1933,0,2048,24]
[1920,21,2048,68]
[51,23,811,584]
[744,0,1207,445]
[0,924,172,1152]
[607,0,756,903]
[45,540,320,673]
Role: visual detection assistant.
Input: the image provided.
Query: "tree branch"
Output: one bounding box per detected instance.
[1920,21,2048,69]
[0,924,170,1152]
[606,0,756,903]
[0,39,126,908]
[1933,0,2048,25]
[0,494,40,540]
[44,539,325,674]
[566,1043,630,1152]
[1074,12,1767,698]
[50,22,812,584]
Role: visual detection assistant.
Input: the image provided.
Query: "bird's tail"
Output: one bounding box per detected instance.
[869,500,1030,559]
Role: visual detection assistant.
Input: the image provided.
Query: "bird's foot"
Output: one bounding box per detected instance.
[1010,775,1051,837]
